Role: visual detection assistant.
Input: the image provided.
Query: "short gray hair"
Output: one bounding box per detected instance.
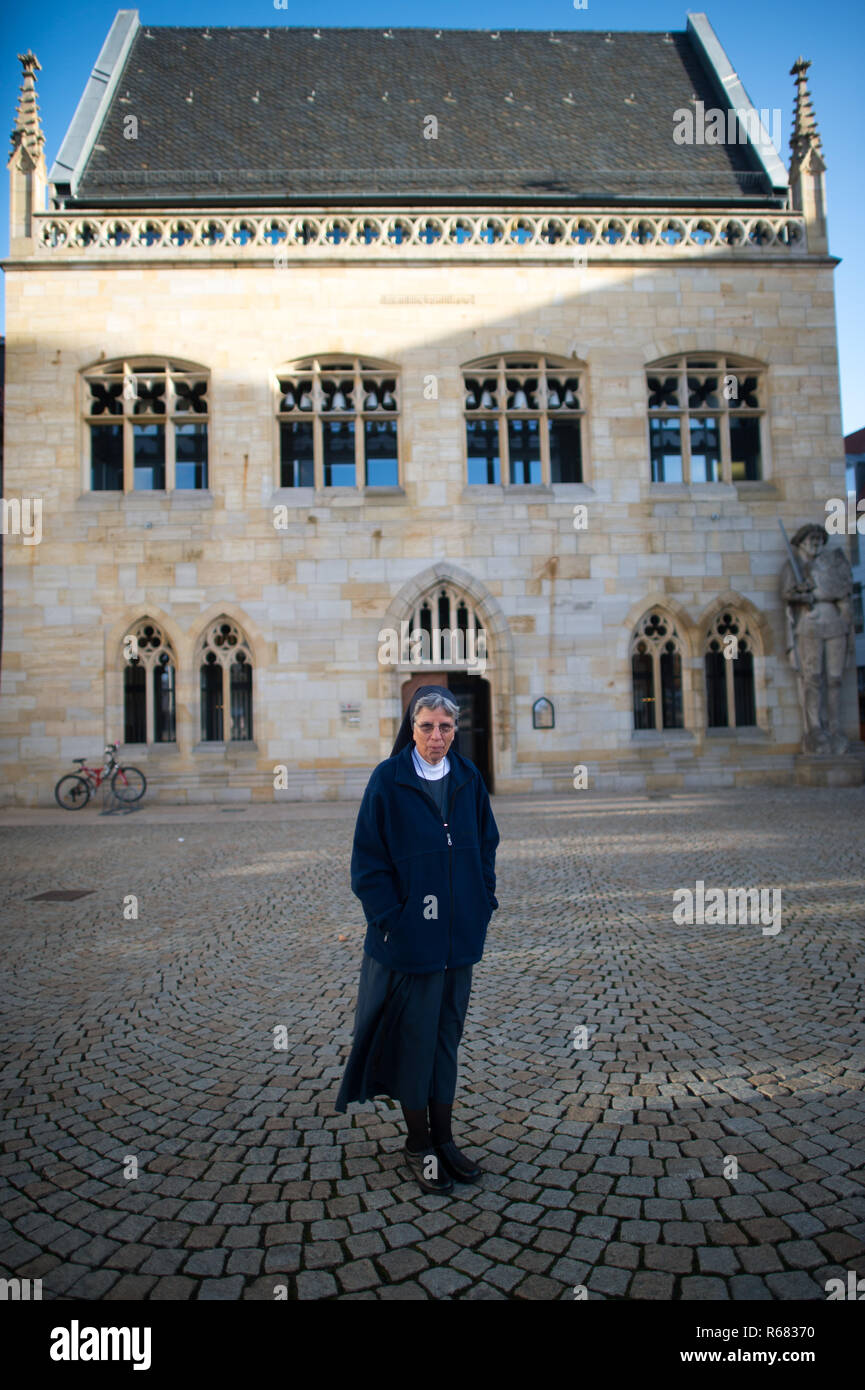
[412,693,459,725]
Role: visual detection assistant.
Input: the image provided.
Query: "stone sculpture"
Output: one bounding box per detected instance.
[780,522,854,754]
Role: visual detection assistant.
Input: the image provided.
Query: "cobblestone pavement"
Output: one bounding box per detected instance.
[1,787,864,1301]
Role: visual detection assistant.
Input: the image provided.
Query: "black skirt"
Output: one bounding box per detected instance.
[335,950,473,1112]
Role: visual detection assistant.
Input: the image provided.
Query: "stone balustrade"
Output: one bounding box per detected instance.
[31,208,809,258]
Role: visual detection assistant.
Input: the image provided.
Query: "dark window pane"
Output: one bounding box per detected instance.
[124,664,146,742]
[133,423,165,489]
[323,420,355,486]
[174,379,208,414]
[729,415,761,481]
[364,419,398,485]
[280,421,314,487]
[200,663,223,741]
[175,423,208,489]
[705,650,728,727]
[647,376,679,409]
[506,376,539,409]
[632,652,654,729]
[649,417,682,482]
[88,379,123,415]
[734,650,756,726]
[549,419,582,483]
[687,375,720,408]
[153,661,176,742]
[689,416,720,482]
[734,376,760,408]
[466,420,500,484]
[91,424,124,490]
[508,417,540,484]
[132,375,165,414]
[660,650,683,728]
[230,660,253,741]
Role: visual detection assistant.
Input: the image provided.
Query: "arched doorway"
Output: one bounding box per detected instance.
[381,562,514,792]
[400,671,494,792]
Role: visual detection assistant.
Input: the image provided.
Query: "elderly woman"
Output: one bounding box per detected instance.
[335,684,500,1194]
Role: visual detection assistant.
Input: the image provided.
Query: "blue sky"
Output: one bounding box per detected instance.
[2,1,863,432]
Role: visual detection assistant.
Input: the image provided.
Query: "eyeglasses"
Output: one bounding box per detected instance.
[415,723,455,735]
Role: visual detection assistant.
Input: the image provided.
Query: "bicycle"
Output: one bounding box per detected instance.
[54,743,147,810]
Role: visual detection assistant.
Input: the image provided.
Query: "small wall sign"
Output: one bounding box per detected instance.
[532,697,554,729]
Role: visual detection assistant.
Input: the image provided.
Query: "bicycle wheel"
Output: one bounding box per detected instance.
[54,774,91,810]
[111,765,146,802]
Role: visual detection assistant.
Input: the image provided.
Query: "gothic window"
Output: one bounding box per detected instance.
[646,354,764,484]
[197,619,254,742]
[85,358,209,492]
[704,611,757,728]
[463,354,584,486]
[122,619,177,743]
[630,611,684,730]
[277,356,399,488]
[404,585,486,666]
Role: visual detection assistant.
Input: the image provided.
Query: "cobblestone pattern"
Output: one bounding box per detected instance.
[0,787,863,1301]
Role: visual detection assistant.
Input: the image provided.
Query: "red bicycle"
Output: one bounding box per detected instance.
[54,743,147,810]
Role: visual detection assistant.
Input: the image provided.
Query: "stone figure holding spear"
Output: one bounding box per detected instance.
[779,520,854,755]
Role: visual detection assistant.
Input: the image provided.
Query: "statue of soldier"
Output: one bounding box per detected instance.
[780,523,855,755]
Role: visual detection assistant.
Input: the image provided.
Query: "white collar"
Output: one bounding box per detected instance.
[411,746,450,780]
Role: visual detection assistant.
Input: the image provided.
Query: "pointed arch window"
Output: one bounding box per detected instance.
[705,611,757,728]
[630,611,684,730]
[277,356,399,489]
[401,584,486,667]
[646,354,764,483]
[463,354,584,486]
[84,358,209,492]
[123,620,177,743]
[197,619,254,742]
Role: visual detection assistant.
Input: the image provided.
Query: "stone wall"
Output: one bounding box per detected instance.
[0,256,857,804]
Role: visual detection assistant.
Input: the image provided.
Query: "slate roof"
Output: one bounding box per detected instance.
[57,22,787,208]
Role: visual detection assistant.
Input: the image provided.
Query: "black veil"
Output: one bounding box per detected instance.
[390,684,461,757]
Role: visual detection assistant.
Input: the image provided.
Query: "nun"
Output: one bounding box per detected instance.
[335,685,500,1194]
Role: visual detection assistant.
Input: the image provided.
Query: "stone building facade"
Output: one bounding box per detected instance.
[1,13,861,804]
[844,428,865,741]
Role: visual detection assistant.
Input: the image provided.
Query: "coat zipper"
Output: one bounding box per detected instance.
[444,782,457,970]
[392,778,461,968]
[384,784,443,941]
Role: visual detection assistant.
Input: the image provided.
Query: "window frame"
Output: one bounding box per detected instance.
[395,583,487,672]
[646,353,766,486]
[630,611,686,732]
[121,619,178,746]
[462,353,586,487]
[82,356,210,494]
[274,355,401,491]
[196,618,255,745]
[703,611,758,730]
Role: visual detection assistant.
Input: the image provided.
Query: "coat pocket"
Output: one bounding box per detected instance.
[373,898,405,941]
[389,890,448,969]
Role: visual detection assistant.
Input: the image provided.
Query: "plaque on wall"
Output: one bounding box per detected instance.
[532,697,554,729]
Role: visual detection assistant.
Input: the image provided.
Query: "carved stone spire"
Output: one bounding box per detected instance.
[8,50,47,253]
[788,57,827,254]
[9,51,45,161]
[790,57,822,162]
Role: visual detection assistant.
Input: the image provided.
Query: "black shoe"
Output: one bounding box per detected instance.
[433,1139,482,1183]
[403,1144,454,1194]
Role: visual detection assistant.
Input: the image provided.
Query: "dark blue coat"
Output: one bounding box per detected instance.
[351,745,500,974]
